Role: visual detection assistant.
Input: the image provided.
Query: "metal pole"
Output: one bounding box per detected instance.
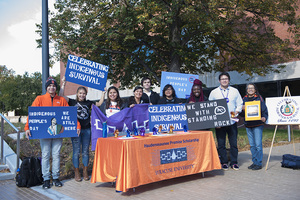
[42,0,49,94]
[16,130,20,171]
[1,117,3,164]
[287,125,291,142]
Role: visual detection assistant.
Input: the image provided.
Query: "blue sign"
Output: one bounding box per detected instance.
[148,104,188,132]
[65,54,109,91]
[28,107,78,139]
[160,147,187,164]
[160,71,199,99]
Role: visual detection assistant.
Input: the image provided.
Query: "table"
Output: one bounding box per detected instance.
[91,131,221,192]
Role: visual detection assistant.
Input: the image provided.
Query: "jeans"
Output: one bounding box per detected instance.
[215,123,238,165]
[71,128,91,168]
[246,125,263,167]
[40,138,63,181]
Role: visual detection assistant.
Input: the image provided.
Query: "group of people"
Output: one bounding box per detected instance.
[24,72,268,189]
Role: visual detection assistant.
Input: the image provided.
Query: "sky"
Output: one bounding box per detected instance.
[0,0,60,76]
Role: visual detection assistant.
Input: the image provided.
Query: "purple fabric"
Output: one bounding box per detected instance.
[91,104,149,150]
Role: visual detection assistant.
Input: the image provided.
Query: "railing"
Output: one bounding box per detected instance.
[0,113,20,173]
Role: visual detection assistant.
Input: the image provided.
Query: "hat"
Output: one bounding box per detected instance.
[45,77,58,89]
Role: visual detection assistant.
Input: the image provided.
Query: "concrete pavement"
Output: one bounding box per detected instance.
[0,143,299,200]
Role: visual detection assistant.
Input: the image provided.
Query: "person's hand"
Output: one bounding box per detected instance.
[261,117,266,123]
[25,130,31,140]
[189,101,195,103]
[242,105,245,111]
[77,129,81,136]
[130,104,135,108]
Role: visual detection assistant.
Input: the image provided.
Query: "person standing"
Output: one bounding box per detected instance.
[158,84,182,104]
[186,79,207,103]
[128,86,146,107]
[60,77,102,181]
[209,72,243,170]
[25,77,81,189]
[141,77,160,105]
[241,83,268,170]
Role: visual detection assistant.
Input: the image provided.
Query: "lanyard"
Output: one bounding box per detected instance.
[220,87,229,103]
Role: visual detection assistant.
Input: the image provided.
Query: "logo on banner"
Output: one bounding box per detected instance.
[160,147,187,164]
[277,99,298,118]
[189,76,197,83]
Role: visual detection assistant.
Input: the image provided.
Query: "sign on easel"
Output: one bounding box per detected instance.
[265,86,299,170]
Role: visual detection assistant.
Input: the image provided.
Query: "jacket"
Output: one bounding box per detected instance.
[241,94,268,128]
[141,91,160,105]
[25,92,81,131]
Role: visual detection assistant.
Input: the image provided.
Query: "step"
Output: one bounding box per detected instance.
[0,164,15,180]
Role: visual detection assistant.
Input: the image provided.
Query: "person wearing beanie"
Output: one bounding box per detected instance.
[186,79,207,103]
[24,77,81,189]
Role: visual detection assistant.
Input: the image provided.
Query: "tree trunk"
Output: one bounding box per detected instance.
[169,15,181,73]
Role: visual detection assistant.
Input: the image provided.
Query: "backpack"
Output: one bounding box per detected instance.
[281,154,300,170]
[16,157,44,187]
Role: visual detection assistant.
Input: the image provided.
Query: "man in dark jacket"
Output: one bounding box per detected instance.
[141,77,160,105]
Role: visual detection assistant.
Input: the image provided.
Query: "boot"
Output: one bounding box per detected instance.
[83,166,89,181]
[74,168,82,182]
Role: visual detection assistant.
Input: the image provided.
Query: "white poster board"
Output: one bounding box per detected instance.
[266,96,300,125]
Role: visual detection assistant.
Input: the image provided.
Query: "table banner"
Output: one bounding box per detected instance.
[185,99,230,130]
[160,71,198,99]
[266,96,300,125]
[28,106,78,139]
[91,104,149,150]
[91,131,221,192]
[65,54,109,91]
[148,104,188,132]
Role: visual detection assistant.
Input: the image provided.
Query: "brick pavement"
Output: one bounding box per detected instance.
[0,143,299,200]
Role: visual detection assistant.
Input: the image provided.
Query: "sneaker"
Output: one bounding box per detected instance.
[248,163,255,169]
[222,164,229,171]
[231,164,239,171]
[53,179,63,187]
[252,165,262,170]
[43,180,51,189]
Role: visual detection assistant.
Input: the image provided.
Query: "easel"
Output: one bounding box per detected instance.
[265,86,296,170]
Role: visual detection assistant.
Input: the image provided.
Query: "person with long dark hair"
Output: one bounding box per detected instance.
[128,86,147,107]
[158,84,182,104]
[241,83,268,170]
[186,79,207,103]
[60,77,102,182]
[99,86,127,117]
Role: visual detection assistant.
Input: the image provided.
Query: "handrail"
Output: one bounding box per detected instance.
[0,113,20,173]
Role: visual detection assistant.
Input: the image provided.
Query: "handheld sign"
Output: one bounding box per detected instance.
[160,71,198,99]
[65,54,109,91]
[148,104,188,132]
[245,101,261,121]
[266,96,300,125]
[28,107,78,139]
[185,99,230,130]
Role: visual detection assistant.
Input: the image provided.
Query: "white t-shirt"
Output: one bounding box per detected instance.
[106,101,121,117]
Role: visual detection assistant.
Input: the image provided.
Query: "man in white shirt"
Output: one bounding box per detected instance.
[209,72,243,171]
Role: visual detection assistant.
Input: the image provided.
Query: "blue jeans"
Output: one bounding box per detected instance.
[246,125,263,167]
[40,138,63,181]
[215,123,238,166]
[71,128,91,168]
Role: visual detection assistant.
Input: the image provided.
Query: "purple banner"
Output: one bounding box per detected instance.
[91,104,149,150]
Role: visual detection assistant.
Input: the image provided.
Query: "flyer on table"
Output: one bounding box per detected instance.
[65,54,109,91]
[160,71,199,99]
[28,107,78,139]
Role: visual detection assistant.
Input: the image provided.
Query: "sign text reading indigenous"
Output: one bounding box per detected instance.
[65,54,109,91]
[185,99,230,130]
[28,107,78,139]
[148,104,188,132]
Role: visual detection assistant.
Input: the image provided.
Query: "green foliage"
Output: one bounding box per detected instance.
[40,0,300,87]
[0,70,42,115]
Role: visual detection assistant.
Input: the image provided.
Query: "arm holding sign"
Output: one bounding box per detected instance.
[59,76,69,102]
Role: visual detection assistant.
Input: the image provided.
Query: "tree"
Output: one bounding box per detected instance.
[0,72,42,115]
[42,0,300,87]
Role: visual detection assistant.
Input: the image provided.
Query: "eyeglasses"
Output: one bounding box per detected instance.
[247,88,255,90]
[220,78,229,81]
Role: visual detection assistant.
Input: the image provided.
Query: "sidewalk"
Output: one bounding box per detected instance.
[1,143,299,200]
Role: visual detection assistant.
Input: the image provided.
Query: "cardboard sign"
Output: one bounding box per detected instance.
[266,96,300,125]
[65,54,109,91]
[148,104,188,132]
[160,71,198,99]
[28,107,78,139]
[185,99,230,130]
[245,101,261,121]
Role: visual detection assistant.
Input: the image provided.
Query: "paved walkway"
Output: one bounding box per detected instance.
[1,143,299,200]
